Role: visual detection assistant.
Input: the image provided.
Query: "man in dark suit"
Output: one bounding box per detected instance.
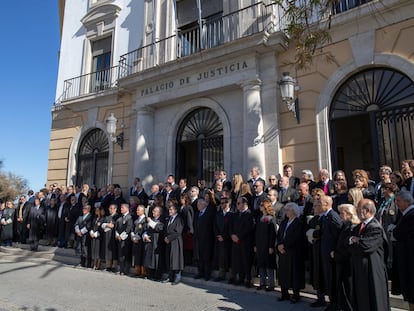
[231,197,255,287]
[393,190,414,310]
[278,176,299,205]
[295,182,314,218]
[348,199,389,311]
[219,170,232,191]
[163,182,176,207]
[252,179,267,220]
[194,199,215,281]
[311,195,342,309]
[316,169,335,196]
[283,164,300,189]
[175,178,189,199]
[248,166,265,193]
[129,177,141,196]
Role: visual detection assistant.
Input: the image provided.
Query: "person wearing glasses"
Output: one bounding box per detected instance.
[265,175,278,193]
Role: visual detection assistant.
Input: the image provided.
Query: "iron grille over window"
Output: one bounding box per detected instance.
[330,67,414,173]
[77,129,109,189]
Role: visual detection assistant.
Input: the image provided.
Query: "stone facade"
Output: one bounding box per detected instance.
[48,0,414,191]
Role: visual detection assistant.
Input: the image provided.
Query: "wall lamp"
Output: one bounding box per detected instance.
[106,113,124,149]
[278,72,300,123]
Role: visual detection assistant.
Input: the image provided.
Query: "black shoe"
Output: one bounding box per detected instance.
[214,277,224,282]
[245,282,252,288]
[278,295,290,302]
[265,286,275,292]
[290,296,301,304]
[310,300,327,308]
[233,279,243,286]
[228,278,235,284]
[194,274,204,279]
[171,280,180,285]
[204,276,210,281]
[256,285,266,290]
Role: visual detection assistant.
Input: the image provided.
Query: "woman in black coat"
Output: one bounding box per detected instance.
[334,203,360,311]
[277,202,305,303]
[255,198,277,291]
[90,206,105,270]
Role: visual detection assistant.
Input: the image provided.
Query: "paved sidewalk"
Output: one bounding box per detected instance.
[0,243,408,310]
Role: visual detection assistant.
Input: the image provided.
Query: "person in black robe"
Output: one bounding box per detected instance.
[213,197,234,282]
[277,202,305,303]
[230,197,255,287]
[179,194,194,265]
[334,203,360,311]
[26,198,46,251]
[115,203,133,276]
[143,206,165,281]
[348,198,390,311]
[1,201,15,246]
[163,200,184,284]
[193,198,216,281]
[90,206,105,270]
[255,198,277,291]
[101,203,120,272]
[132,205,147,277]
[74,204,93,267]
[393,190,414,310]
[45,197,59,246]
[305,200,325,305]
[57,193,70,248]
[66,196,81,249]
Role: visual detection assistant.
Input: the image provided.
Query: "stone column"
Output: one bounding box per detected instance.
[240,79,266,177]
[133,106,154,188]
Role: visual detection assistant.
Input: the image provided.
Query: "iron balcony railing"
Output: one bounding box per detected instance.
[119,2,284,78]
[61,65,119,101]
[56,0,375,104]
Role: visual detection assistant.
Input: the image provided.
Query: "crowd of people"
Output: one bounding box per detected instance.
[1,160,414,311]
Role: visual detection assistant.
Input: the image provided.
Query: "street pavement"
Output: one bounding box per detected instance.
[0,255,317,311]
[0,246,408,311]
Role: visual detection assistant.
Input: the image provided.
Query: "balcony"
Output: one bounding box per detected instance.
[56,66,119,106]
[56,0,377,105]
[119,2,283,78]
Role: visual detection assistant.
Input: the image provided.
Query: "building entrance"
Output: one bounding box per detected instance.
[330,67,414,179]
[176,108,223,187]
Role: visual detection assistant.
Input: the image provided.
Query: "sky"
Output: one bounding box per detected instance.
[0,1,60,192]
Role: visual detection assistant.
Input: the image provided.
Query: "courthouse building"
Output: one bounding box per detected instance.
[48,0,414,190]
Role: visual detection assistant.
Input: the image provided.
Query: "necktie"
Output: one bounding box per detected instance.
[359,222,365,235]
[323,183,329,194]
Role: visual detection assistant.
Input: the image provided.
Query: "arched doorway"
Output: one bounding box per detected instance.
[330,67,414,178]
[76,128,109,188]
[176,108,223,186]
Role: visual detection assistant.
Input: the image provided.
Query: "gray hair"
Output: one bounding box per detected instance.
[285,202,301,217]
[302,169,314,181]
[396,190,414,204]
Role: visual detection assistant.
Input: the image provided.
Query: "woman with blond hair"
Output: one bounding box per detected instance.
[240,182,253,210]
[255,198,277,291]
[334,203,360,311]
[231,173,244,212]
[348,187,364,209]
